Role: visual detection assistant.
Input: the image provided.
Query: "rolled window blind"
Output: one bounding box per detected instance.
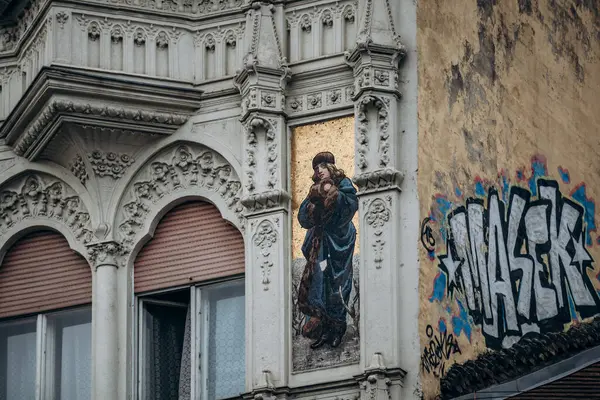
[0,231,91,319]
[134,201,245,293]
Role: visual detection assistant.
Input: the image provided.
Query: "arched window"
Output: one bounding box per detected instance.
[134,201,245,400]
[0,230,92,400]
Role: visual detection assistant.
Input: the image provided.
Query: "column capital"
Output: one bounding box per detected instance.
[86,240,127,269]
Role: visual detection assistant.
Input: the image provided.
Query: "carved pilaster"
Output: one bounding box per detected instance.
[246,214,289,391]
[346,0,406,196]
[347,0,407,385]
[235,2,291,215]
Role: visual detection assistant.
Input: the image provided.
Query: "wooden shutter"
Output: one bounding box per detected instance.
[134,201,245,293]
[0,231,91,319]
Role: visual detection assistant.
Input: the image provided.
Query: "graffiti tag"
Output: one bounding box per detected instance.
[437,179,600,349]
[421,323,461,378]
[421,217,436,252]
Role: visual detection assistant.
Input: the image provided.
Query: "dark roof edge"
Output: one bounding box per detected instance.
[451,344,600,400]
[440,316,600,399]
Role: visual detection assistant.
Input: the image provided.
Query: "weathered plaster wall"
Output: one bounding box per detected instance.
[417,1,600,398]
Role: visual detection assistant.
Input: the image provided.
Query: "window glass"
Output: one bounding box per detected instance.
[0,319,36,400]
[48,309,92,400]
[206,284,245,400]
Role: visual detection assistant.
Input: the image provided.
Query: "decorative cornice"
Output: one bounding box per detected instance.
[12,99,188,157]
[1,66,202,160]
[353,168,403,194]
[241,189,290,215]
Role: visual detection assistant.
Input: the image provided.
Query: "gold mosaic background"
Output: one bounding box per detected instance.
[290,117,359,260]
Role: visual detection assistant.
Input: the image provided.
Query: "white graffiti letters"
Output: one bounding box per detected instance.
[439,180,599,349]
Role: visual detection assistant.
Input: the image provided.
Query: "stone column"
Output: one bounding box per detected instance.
[346,0,408,397]
[87,241,124,400]
[235,2,292,398]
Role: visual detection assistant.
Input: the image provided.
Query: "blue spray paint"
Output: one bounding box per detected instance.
[455,186,463,198]
[438,318,447,333]
[435,195,453,241]
[429,271,447,302]
[571,183,596,246]
[567,290,578,322]
[528,156,548,196]
[474,179,486,197]
[451,299,472,341]
[558,167,571,184]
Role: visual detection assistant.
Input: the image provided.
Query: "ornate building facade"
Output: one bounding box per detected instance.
[2,0,599,399]
[0,0,420,399]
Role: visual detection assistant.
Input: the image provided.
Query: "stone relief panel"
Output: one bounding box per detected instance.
[116,142,244,249]
[290,117,360,372]
[0,172,93,244]
[286,0,357,62]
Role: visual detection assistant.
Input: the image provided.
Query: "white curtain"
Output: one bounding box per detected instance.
[207,286,245,400]
[58,320,91,400]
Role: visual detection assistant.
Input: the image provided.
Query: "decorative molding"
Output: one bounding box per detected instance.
[70,154,89,186]
[286,85,354,116]
[87,240,127,268]
[241,189,290,215]
[243,117,279,194]
[55,11,69,29]
[353,168,403,194]
[117,143,243,247]
[0,173,93,244]
[354,353,406,400]
[253,219,277,291]
[87,151,135,179]
[355,95,390,172]
[365,198,389,269]
[11,98,189,157]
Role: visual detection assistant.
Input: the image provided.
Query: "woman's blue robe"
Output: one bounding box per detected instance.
[298,177,358,332]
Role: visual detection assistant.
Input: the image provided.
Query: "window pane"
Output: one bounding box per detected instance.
[0,319,36,400]
[207,284,245,399]
[49,309,92,400]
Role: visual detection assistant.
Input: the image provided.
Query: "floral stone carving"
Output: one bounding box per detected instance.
[0,173,93,243]
[118,144,244,247]
[87,151,135,179]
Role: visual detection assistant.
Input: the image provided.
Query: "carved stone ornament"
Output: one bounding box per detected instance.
[353,168,403,194]
[87,241,127,268]
[70,155,89,186]
[55,12,69,29]
[355,353,406,400]
[241,190,290,215]
[117,144,243,248]
[243,117,279,194]
[0,173,93,244]
[87,151,135,179]
[365,199,389,269]
[366,199,389,232]
[253,220,277,290]
[355,95,391,172]
[12,99,189,157]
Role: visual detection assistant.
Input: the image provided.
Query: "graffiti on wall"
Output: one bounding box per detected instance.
[421,320,462,378]
[424,156,599,354]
